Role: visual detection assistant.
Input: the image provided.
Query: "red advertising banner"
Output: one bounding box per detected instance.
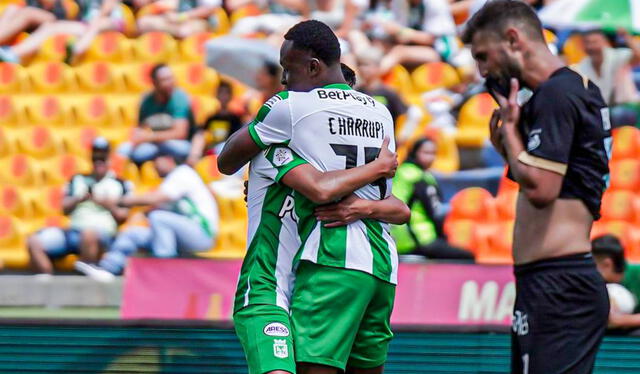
[121,258,515,325]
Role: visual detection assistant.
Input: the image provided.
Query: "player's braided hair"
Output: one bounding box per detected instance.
[284,20,341,66]
[462,0,545,44]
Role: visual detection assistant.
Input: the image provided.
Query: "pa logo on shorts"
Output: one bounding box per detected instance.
[263,322,290,337]
[273,339,289,358]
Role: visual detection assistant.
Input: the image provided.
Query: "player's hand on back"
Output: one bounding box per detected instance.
[375,137,398,178]
[314,194,367,228]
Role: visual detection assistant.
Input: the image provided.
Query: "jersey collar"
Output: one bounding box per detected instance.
[323,83,352,90]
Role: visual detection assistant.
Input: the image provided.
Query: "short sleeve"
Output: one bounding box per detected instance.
[169,91,191,119]
[519,85,577,176]
[264,145,308,182]
[159,166,191,200]
[247,92,292,150]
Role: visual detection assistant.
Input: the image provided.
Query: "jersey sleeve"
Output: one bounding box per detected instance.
[518,85,578,176]
[264,145,308,182]
[247,91,292,150]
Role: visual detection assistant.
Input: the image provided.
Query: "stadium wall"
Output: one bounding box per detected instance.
[0,320,638,373]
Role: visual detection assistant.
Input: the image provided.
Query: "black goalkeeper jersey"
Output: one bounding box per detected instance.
[509,67,611,220]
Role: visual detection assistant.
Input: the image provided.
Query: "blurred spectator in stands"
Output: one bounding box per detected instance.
[0,0,126,63]
[229,0,306,37]
[391,137,474,260]
[27,138,132,277]
[187,80,243,165]
[355,47,422,146]
[0,0,66,46]
[576,29,640,127]
[592,235,640,329]
[118,64,196,167]
[85,149,219,279]
[136,0,221,39]
[421,68,472,135]
[341,62,356,87]
[235,60,283,122]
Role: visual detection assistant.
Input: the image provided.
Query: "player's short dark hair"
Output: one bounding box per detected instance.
[462,0,545,44]
[150,63,169,81]
[284,20,341,66]
[592,234,626,273]
[340,63,356,87]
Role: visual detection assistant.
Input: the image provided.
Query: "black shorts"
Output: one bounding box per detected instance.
[511,253,609,374]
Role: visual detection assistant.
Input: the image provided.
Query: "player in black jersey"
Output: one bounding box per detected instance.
[463,1,610,373]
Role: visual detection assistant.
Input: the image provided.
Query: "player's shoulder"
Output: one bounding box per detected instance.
[540,67,592,97]
[264,91,291,106]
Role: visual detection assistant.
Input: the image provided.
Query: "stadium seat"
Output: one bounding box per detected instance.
[119,3,137,36]
[195,155,222,184]
[455,93,497,148]
[0,126,17,158]
[611,126,640,161]
[0,185,35,219]
[83,31,129,63]
[122,63,154,93]
[31,185,64,219]
[382,64,414,97]
[562,33,586,65]
[600,190,636,222]
[477,221,514,264]
[0,95,22,126]
[31,34,76,64]
[110,94,141,126]
[624,226,640,263]
[191,95,220,125]
[446,187,496,221]
[0,215,28,269]
[133,32,178,63]
[610,159,640,192]
[59,126,99,157]
[0,62,28,94]
[27,62,74,93]
[72,95,116,127]
[543,29,558,45]
[591,220,632,242]
[229,4,262,26]
[443,219,482,254]
[172,63,219,95]
[74,62,123,93]
[0,154,42,186]
[495,189,518,221]
[428,127,460,173]
[180,32,216,62]
[139,161,162,189]
[411,62,460,93]
[41,154,91,186]
[24,95,69,126]
[497,167,519,195]
[16,125,63,159]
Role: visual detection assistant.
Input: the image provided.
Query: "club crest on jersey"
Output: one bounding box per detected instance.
[273,339,289,358]
[273,148,294,167]
[527,129,541,152]
[264,322,290,337]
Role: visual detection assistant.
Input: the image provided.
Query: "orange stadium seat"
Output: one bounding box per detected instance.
[133,32,178,63]
[563,33,586,65]
[16,125,63,159]
[172,63,219,95]
[191,95,220,125]
[443,219,484,254]
[455,93,498,148]
[591,220,632,242]
[447,187,496,221]
[411,62,460,93]
[497,167,519,195]
[24,95,69,126]
[0,215,28,269]
[75,61,123,93]
[478,221,513,264]
[382,64,414,97]
[0,185,35,219]
[122,63,154,93]
[41,154,91,186]
[600,190,636,222]
[195,155,222,184]
[495,189,518,221]
[609,159,640,192]
[27,62,74,93]
[611,126,640,161]
[32,34,76,64]
[60,126,100,157]
[0,154,42,186]
[229,4,262,26]
[83,31,130,63]
[0,62,28,93]
[180,32,216,62]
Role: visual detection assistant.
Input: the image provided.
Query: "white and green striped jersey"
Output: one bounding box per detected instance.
[247,84,399,284]
[233,145,308,314]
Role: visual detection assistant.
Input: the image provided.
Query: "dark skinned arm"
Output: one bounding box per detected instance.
[218,126,261,175]
[315,194,410,227]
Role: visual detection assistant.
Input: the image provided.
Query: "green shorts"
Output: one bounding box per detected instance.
[233,304,296,374]
[290,261,396,370]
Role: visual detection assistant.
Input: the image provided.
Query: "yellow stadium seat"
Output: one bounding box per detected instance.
[109,153,139,183]
[41,154,91,186]
[139,161,162,189]
[61,0,79,20]
[0,215,28,269]
[172,63,219,95]
[600,190,636,222]
[425,127,459,173]
[119,3,137,36]
[24,95,69,126]
[543,29,557,45]
[27,62,75,93]
[75,61,124,93]
[563,33,586,65]
[455,93,498,148]
[191,94,220,125]
[411,62,460,93]
[0,126,17,157]
[211,7,230,35]
[382,64,414,97]
[0,184,35,219]
[133,32,178,63]
[31,185,64,219]
[195,155,222,184]
[59,125,101,157]
[447,187,496,221]
[83,31,129,63]
[0,154,42,186]
[591,220,631,243]
[16,124,63,159]
[72,95,117,127]
[121,63,154,94]
[180,32,216,62]
[0,62,28,93]
[610,159,640,192]
[611,126,640,161]
[0,95,22,126]
[32,34,76,64]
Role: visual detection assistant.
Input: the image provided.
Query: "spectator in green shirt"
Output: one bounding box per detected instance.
[391,137,474,260]
[118,64,196,166]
